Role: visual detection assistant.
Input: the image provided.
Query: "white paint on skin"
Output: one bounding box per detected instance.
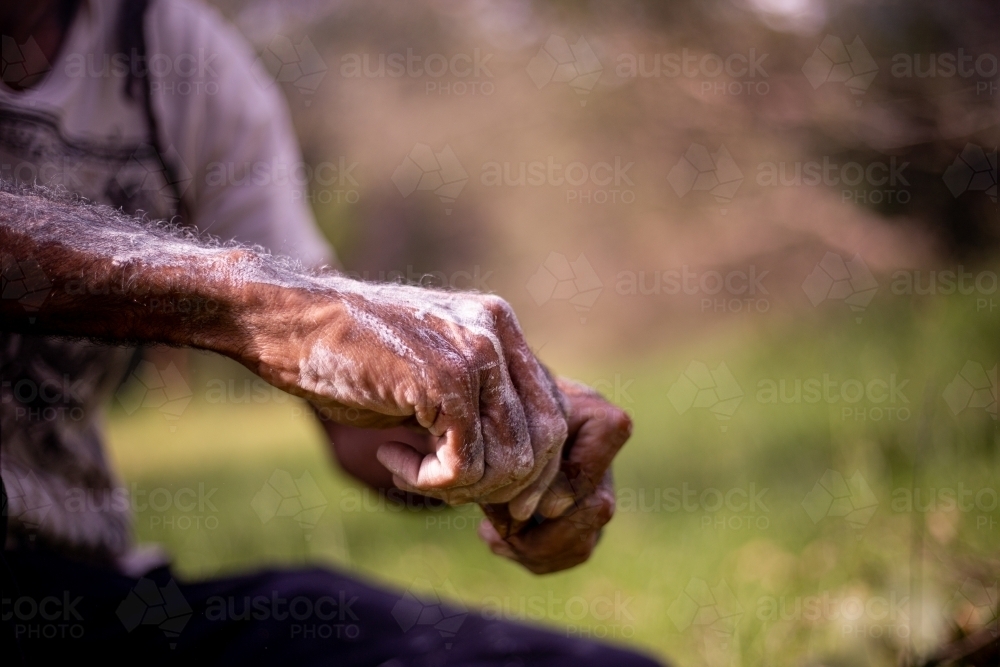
[300,343,361,404]
[342,300,417,360]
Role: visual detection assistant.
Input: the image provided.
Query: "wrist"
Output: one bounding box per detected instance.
[211,255,348,378]
[146,248,282,359]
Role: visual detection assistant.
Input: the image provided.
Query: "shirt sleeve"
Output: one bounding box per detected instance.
[145,0,336,268]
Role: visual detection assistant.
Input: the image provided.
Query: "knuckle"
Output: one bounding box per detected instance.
[595,495,615,525]
[509,445,535,481]
[540,413,569,449]
[468,334,500,371]
[438,462,482,489]
[597,504,614,527]
[613,409,633,435]
[455,447,486,482]
[439,390,471,419]
[480,293,512,317]
[480,294,510,313]
[432,363,476,404]
[439,354,471,382]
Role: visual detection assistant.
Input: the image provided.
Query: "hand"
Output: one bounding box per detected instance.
[241,277,567,513]
[478,378,632,574]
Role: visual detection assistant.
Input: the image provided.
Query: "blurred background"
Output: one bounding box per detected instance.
[108,0,997,665]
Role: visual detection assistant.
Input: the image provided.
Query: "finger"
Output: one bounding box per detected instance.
[376,441,424,486]
[480,484,614,573]
[567,400,631,485]
[500,512,601,574]
[508,353,566,475]
[480,473,615,574]
[546,382,632,501]
[507,452,561,521]
[477,519,517,559]
[424,422,480,488]
[511,518,598,559]
[460,336,534,502]
[479,502,528,539]
[514,385,632,519]
[538,393,629,519]
[539,493,576,519]
[509,487,613,553]
[538,471,577,519]
[382,387,485,494]
[488,300,567,485]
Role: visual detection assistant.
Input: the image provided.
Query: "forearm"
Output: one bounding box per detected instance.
[3,187,216,346]
[1,185,299,358]
[2,185,477,355]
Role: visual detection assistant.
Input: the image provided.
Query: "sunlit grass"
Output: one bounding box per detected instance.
[105,296,998,666]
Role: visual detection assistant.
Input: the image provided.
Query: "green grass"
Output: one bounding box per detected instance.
[106,295,998,667]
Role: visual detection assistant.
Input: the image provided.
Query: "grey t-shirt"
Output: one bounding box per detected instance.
[1,0,333,568]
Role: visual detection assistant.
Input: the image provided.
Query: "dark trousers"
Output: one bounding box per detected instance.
[1,547,663,666]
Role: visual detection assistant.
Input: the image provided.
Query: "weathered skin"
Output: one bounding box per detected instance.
[2,185,635,572]
[247,279,569,511]
[0,186,566,515]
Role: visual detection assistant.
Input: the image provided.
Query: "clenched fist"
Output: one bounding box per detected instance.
[240,276,568,515]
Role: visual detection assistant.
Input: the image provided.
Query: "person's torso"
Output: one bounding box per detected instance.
[1,0,175,565]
